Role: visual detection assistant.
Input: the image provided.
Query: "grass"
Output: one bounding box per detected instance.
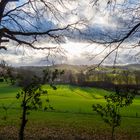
[0,83,140,139]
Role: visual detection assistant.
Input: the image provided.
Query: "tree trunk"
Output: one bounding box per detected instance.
[111,126,115,140]
[19,105,27,140]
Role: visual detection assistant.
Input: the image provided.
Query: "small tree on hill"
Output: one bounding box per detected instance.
[16,69,64,140]
[93,87,136,140]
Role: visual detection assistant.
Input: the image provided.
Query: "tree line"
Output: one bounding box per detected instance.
[0,64,139,92]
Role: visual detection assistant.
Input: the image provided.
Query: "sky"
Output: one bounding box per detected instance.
[0,0,140,66]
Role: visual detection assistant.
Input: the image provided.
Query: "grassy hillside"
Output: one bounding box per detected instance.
[0,83,140,139]
[0,83,140,115]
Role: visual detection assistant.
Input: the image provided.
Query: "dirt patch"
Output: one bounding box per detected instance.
[0,126,139,140]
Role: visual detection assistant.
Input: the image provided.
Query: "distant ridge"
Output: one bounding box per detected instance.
[17,63,140,73]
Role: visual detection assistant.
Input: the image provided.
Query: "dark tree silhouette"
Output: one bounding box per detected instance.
[16,69,64,140]
[1,0,139,66]
[0,0,82,52]
[88,0,140,67]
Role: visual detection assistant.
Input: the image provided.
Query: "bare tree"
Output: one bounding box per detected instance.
[0,0,83,54]
[1,0,139,66]
[134,70,140,86]
[88,0,140,67]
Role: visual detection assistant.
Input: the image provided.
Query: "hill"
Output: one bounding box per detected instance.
[18,63,140,73]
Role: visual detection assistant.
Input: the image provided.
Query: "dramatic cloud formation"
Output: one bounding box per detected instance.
[1,41,139,66]
[1,0,140,66]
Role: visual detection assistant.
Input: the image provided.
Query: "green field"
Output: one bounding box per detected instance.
[0,83,140,139]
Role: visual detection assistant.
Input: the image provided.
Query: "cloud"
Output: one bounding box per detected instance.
[1,0,140,66]
[3,0,139,44]
[1,41,139,66]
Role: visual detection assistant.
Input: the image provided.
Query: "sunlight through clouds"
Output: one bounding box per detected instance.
[1,0,140,66]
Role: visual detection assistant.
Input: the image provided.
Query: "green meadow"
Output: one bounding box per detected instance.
[0,83,140,139]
